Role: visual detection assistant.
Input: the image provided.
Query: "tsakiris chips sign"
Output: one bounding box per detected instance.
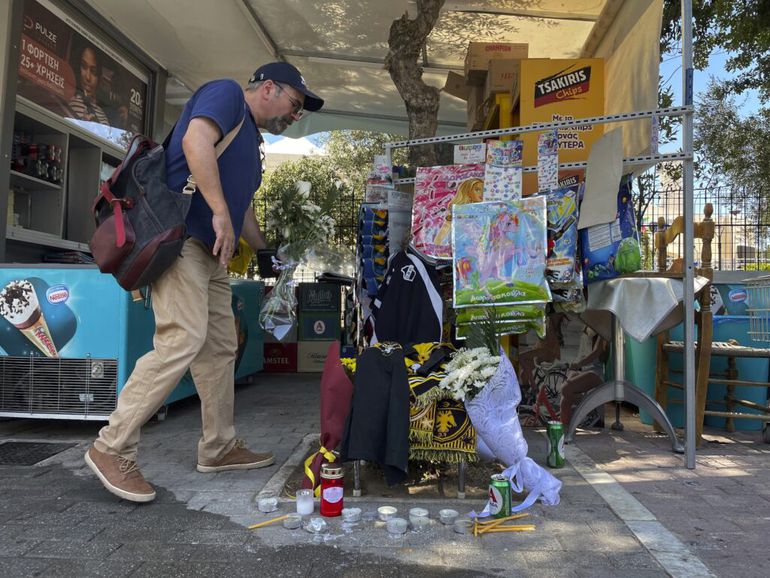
[520,58,604,195]
[534,65,593,108]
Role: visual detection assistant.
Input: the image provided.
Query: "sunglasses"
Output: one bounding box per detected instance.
[275,83,305,118]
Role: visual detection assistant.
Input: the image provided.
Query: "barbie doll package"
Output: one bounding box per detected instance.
[411,164,485,259]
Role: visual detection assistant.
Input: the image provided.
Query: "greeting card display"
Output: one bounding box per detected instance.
[537,130,559,193]
[412,164,485,259]
[452,198,551,308]
[483,141,523,201]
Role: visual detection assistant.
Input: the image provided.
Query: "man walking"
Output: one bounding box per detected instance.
[85,62,324,503]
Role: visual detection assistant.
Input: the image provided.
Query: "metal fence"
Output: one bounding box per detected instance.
[249,182,769,281]
[640,185,770,271]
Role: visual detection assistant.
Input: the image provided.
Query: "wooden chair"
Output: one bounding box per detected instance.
[653,203,715,446]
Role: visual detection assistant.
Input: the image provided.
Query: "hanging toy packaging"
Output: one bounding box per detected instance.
[579,175,642,284]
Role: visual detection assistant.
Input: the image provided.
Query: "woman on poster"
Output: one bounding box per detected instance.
[68,44,110,126]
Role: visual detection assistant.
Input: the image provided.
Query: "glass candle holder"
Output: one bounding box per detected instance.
[387,517,408,534]
[378,506,397,521]
[283,513,302,529]
[257,497,278,513]
[342,507,362,523]
[439,509,459,525]
[408,507,429,526]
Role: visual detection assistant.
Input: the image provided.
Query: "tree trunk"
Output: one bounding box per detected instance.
[385,0,445,168]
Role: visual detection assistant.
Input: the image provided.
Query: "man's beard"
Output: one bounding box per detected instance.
[264,115,292,135]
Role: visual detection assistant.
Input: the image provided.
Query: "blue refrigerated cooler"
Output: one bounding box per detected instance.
[0,265,263,420]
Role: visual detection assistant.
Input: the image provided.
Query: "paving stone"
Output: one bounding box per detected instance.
[33,558,142,577]
[0,538,40,556]
[91,526,178,544]
[168,528,249,546]
[108,541,257,563]
[6,523,103,542]
[6,510,91,527]
[127,561,267,578]
[0,556,51,577]
[574,569,668,578]
[610,551,667,570]
[24,539,122,559]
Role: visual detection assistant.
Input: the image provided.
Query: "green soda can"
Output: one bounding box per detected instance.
[546,421,565,468]
[488,474,512,518]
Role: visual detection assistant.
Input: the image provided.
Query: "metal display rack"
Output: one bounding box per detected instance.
[379,55,699,468]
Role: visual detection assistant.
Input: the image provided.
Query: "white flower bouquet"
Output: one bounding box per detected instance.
[438,347,501,402]
[464,348,562,513]
[259,181,339,340]
[266,181,336,262]
[442,308,562,513]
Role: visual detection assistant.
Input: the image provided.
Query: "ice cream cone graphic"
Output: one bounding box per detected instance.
[0,280,58,357]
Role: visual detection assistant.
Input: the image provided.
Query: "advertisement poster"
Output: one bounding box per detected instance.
[519,58,605,195]
[412,164,485,259]
[17,0,149,148]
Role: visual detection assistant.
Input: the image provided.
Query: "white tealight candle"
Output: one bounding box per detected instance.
[296,489,314,516]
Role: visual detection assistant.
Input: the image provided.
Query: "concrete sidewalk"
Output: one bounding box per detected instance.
[0,373,767,577]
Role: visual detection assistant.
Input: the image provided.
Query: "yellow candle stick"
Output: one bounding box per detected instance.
[248,514,289,530]
[477,513,529,525]
[477,513,530,534]
[483,525,536,533]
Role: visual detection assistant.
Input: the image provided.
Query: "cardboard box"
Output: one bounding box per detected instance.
[297,310,341,341]
[519,58,604,195]
[298,283,341,312]
[298,340,335,373]
[263,342,298,373]
[443,71,469,101]
[465,42,528,85]
[485,59,521,97]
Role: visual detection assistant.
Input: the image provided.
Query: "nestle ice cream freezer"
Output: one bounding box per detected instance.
[0,265,264,420]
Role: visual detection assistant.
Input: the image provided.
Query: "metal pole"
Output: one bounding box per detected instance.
[383,143,393,175]
[681,0,696,469]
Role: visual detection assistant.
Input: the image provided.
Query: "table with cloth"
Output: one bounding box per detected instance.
[566,275,709,452]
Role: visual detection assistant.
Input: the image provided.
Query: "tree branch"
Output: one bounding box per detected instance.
[385,0,446,167]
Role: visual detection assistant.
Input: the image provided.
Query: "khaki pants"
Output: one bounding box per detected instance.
[94,238,237,464]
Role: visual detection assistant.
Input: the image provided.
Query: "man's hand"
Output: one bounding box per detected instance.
[182,117,234,265]
[212,212,235,265]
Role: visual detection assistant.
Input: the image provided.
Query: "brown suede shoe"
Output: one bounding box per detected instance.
[196,439,275,473]
[85,446,156,503]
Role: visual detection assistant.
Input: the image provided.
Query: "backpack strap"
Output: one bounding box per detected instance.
[182,116,246,195]
[92,135,149,248]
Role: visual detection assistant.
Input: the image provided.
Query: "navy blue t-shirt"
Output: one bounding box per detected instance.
[165,79,262,248]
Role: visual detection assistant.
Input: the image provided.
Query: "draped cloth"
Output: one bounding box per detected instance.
[409,398,478,463]
[340,343,410,485]
[403,343,477,463]
[302,341,354,496]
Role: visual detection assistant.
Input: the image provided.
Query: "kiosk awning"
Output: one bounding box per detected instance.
[83,0,663,152]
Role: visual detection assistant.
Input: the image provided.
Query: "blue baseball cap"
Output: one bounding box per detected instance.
[248,62,324,112]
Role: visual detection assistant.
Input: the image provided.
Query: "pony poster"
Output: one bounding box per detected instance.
[452,198,551,308]
[412,164,485,259]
